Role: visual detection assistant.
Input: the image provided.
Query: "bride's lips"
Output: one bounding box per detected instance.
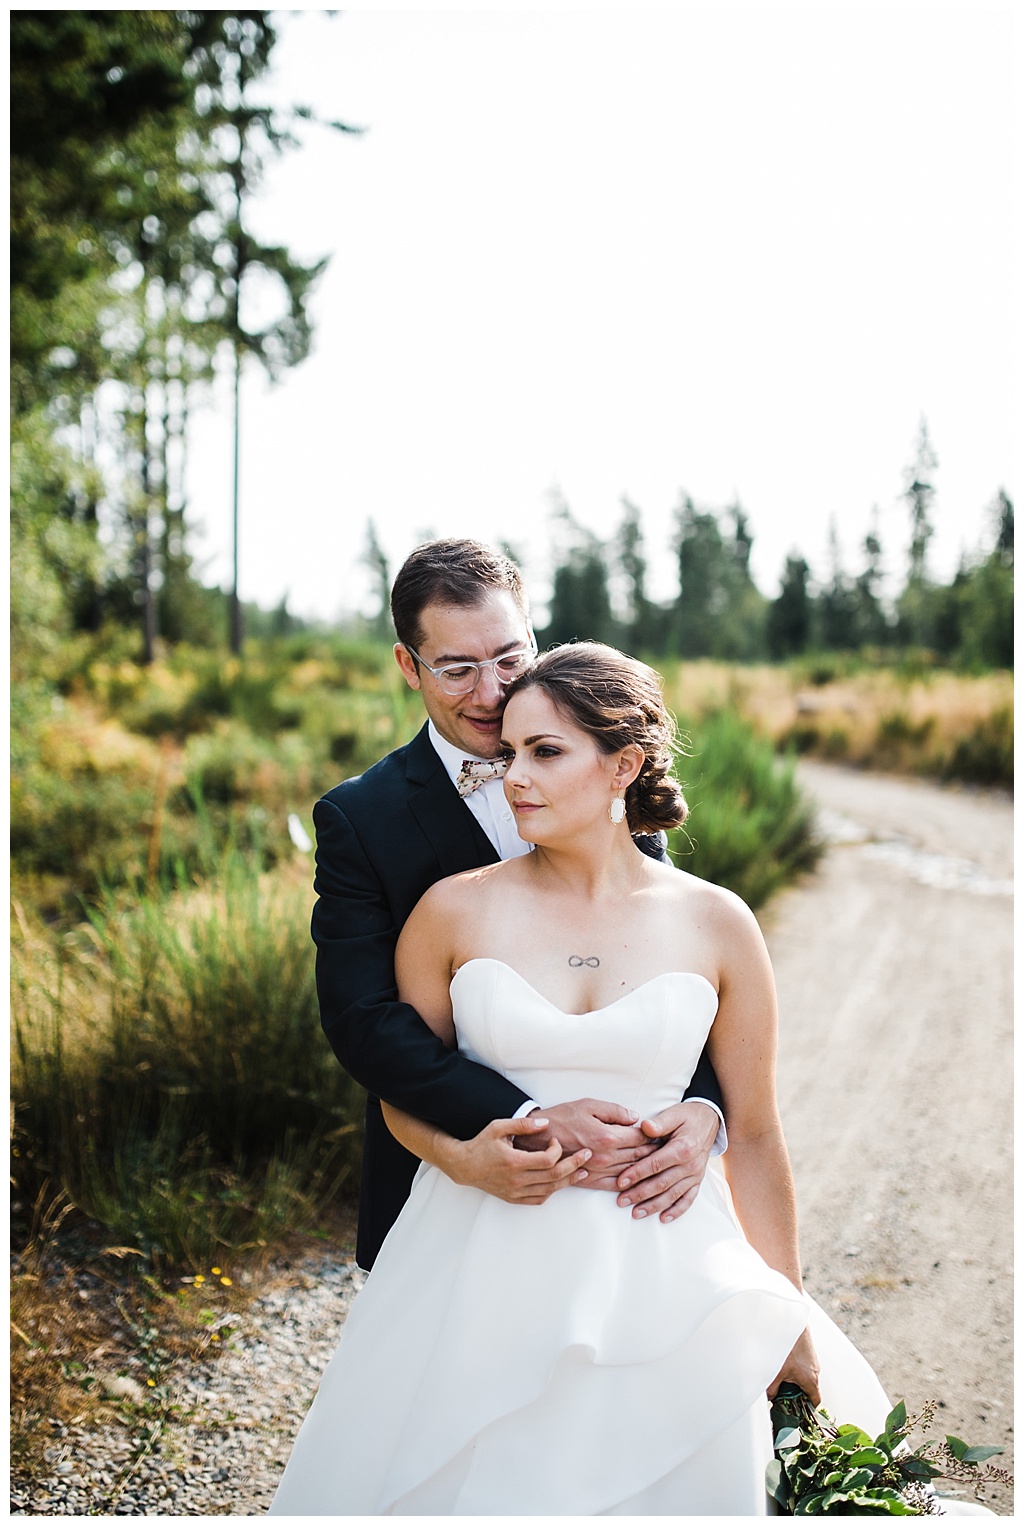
[513,802,542,813]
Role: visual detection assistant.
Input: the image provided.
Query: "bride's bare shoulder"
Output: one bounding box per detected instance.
[408,861,514,928]
[657,862,763,938]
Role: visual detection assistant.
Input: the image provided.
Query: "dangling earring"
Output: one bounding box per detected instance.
[609,794,626,825]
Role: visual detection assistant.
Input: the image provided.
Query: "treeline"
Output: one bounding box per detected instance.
[11,14,1011,682]
[533,428,1012,670]
[10,10,354,681]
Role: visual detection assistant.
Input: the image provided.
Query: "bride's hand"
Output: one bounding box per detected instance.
[447,1117,592,1204]
[768,1327,821,1407]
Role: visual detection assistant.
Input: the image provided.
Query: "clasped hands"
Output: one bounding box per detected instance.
[446,1097,720,1223]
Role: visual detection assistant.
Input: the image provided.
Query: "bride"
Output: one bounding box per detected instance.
[269,643,922,1514]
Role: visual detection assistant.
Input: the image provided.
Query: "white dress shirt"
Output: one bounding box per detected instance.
[427,721,533,862]
[426,722,727,1154]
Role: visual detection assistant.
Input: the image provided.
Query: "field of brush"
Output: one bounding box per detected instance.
[11,635,1011,1274]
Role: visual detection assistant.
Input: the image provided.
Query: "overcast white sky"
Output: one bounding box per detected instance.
[183,4,1017,625]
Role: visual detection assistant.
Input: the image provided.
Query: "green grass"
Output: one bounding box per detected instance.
[11,850,364,1271]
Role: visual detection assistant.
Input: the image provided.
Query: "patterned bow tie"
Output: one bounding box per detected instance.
[456,757,510,798]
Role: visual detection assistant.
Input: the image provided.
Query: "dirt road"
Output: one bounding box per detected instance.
[18,763,1010,1517]
[763,761,1013,1512]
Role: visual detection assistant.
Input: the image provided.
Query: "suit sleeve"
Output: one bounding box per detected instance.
[311,795,530,1140]
[682,1044,724,1115]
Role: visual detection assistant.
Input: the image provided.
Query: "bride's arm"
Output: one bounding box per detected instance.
[380,883,592,1203]
[705,889,821,1404]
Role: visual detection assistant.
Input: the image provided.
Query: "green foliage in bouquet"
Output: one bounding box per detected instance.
[767,1385,1007,1515]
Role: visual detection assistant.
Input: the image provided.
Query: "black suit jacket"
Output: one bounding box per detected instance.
[312,721,722,1270]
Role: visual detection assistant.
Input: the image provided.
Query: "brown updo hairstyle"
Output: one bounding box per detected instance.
[503,642,688,835]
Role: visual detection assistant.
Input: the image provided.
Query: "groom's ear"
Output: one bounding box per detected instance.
[394,644,422,691]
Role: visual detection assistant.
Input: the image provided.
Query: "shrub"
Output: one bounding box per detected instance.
[875,710,935,753]
[669,710,822,908]
[822,727,849,759]
[776,723,820,755]
[940,708,1013,788]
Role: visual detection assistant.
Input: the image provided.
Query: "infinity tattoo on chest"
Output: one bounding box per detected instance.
[568,955,600,968]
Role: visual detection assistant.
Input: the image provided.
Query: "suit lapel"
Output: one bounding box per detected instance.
[404,724,500,875]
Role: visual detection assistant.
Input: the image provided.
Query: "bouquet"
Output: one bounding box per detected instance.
[767,1383,1008,1515]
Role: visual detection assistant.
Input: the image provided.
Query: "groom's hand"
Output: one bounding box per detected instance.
[447,1117,593,1205]
[615,1101,720,1221]
[518,1099,656,1189]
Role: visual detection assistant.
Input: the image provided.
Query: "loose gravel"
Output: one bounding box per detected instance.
[11,1251,365,1517]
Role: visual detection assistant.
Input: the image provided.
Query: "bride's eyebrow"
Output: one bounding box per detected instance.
[497,732,564,749]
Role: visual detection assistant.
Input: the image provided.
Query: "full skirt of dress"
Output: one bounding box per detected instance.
[269,961,892,1516]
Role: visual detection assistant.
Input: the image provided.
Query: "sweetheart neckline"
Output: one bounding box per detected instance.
[450,956,719,1018]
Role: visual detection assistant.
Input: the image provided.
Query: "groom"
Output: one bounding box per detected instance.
[313,538,724,1271]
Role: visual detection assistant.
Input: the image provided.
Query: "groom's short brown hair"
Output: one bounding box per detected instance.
[390,538,529,651]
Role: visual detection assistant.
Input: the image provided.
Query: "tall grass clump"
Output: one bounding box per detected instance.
[11,852,363,1270]
[939,707,1013,788]
[669,710,823,908]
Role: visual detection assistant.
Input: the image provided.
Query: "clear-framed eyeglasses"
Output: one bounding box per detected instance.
[404,636,538,695]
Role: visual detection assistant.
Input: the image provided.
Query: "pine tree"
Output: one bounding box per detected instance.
[543,497,615,647]
[853,508,888,647]
[767,555,812,659]
[615,498,653,654]
[817,520,859,651]
[361,520,393,642]
[897,419,939,649]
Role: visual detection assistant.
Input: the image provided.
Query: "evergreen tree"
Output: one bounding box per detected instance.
[10,10,212,408]
[10,12,355,659]
[671,496,766,659]
[816,520,859,650]
[994,488,1014,564]
[897,419,939,648]
[905,418,938,582]
[185,13,351,652]
[852,508,889,647]
[723,501,768,658]
[543,498,615,647]
[672,496,725,657]
[614,498,653,653]
[955,490,1014,669]
[361,520,393,641]
[767,555,812,658]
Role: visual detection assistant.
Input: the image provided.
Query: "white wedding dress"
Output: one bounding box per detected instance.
[269,959,894,1516]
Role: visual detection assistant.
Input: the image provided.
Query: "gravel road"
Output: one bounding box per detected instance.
[14,762,1012,1516]
[765,761,1013,1515]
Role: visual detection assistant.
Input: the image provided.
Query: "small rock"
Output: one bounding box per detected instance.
[100,1374,147,1404]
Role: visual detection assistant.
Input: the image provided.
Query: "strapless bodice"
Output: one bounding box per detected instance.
[451,957,719,1116]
